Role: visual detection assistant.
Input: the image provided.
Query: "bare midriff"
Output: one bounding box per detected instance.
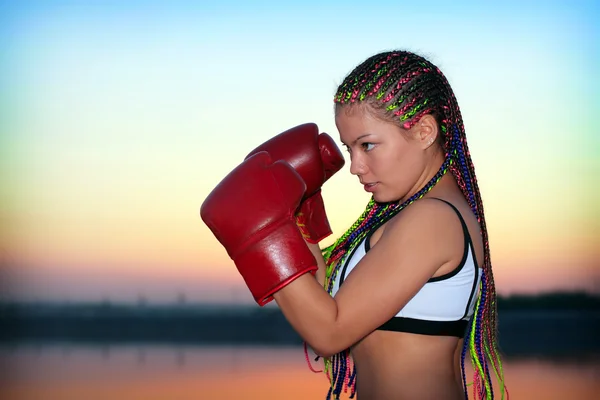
[350,330,464,400]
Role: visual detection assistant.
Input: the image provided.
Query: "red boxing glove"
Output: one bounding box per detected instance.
[200,151,318,306]
[246,123,345,243]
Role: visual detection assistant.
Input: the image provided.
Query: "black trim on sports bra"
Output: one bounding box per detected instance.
[426,198,481,319]
[427,198,473,282]
[338,235,366,287]
[463,265,480,320]
[378,316,469,337]
[339,204,394,287]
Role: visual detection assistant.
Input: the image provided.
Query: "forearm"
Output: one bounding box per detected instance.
[304,240,327,286]
[272,273,339,356]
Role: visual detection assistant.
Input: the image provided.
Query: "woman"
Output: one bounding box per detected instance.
[201,50,507,400]
[272,51,507,400]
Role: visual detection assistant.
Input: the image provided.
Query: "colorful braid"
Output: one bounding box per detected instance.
[316,51,507,400]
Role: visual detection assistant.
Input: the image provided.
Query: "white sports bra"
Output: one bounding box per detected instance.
[329,198,482,337]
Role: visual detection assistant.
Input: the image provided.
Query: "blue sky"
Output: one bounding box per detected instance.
[1,0,598,303]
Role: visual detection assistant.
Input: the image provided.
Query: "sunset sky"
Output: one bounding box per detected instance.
[1,0,598,304]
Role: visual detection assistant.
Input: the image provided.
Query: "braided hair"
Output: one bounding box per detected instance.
[318,51,507,400]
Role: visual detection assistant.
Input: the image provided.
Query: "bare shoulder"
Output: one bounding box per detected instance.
[382,197,464,241]
[368,197,467,271]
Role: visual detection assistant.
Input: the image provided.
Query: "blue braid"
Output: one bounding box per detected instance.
[349,366,357,399]
[461,319,472,399]
[452,124,478,217]
[335,354,346,395]
[481,274,494,399]
[474,273,494,399]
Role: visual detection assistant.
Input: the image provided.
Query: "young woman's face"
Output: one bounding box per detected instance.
[335,106,429,203]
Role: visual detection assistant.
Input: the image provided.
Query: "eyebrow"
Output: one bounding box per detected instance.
[341,133,374,146]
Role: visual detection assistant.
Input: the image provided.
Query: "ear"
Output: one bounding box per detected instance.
[414,114,439,149]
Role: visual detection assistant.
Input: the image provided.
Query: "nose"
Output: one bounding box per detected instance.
[349,153,366,176]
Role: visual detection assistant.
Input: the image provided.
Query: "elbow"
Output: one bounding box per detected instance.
[308,331,346,359]
[313,346,337,359]
[309,340,331,359]
[310,304,348,358]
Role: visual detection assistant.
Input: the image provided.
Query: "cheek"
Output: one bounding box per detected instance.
[383,143,412,170]
[386,145,423,182]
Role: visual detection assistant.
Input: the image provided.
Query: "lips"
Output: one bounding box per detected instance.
[363,182,378,192]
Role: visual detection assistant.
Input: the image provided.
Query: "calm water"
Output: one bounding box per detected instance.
[1,344,598,399]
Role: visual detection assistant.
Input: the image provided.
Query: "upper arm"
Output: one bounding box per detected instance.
[330,199,463,349]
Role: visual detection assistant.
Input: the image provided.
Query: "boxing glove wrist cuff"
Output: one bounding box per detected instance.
[294,191,332,244]
[295,211,314,242]
[234,220,318,306]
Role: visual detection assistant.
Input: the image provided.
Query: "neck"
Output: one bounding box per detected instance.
[399,149,447,204]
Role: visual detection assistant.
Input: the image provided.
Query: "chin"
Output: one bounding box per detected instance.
[372,189,405,204]
[373,192,396,204]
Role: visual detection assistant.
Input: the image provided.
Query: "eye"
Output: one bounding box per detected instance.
[361,142,375,152]
[343,144,351,153]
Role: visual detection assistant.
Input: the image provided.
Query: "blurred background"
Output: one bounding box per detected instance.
[1,0,598,399]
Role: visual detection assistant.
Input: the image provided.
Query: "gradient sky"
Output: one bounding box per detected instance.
[1,0,598,303]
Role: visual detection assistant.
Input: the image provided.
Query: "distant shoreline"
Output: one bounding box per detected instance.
[1,290,599,310]
[0,291,598,362]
